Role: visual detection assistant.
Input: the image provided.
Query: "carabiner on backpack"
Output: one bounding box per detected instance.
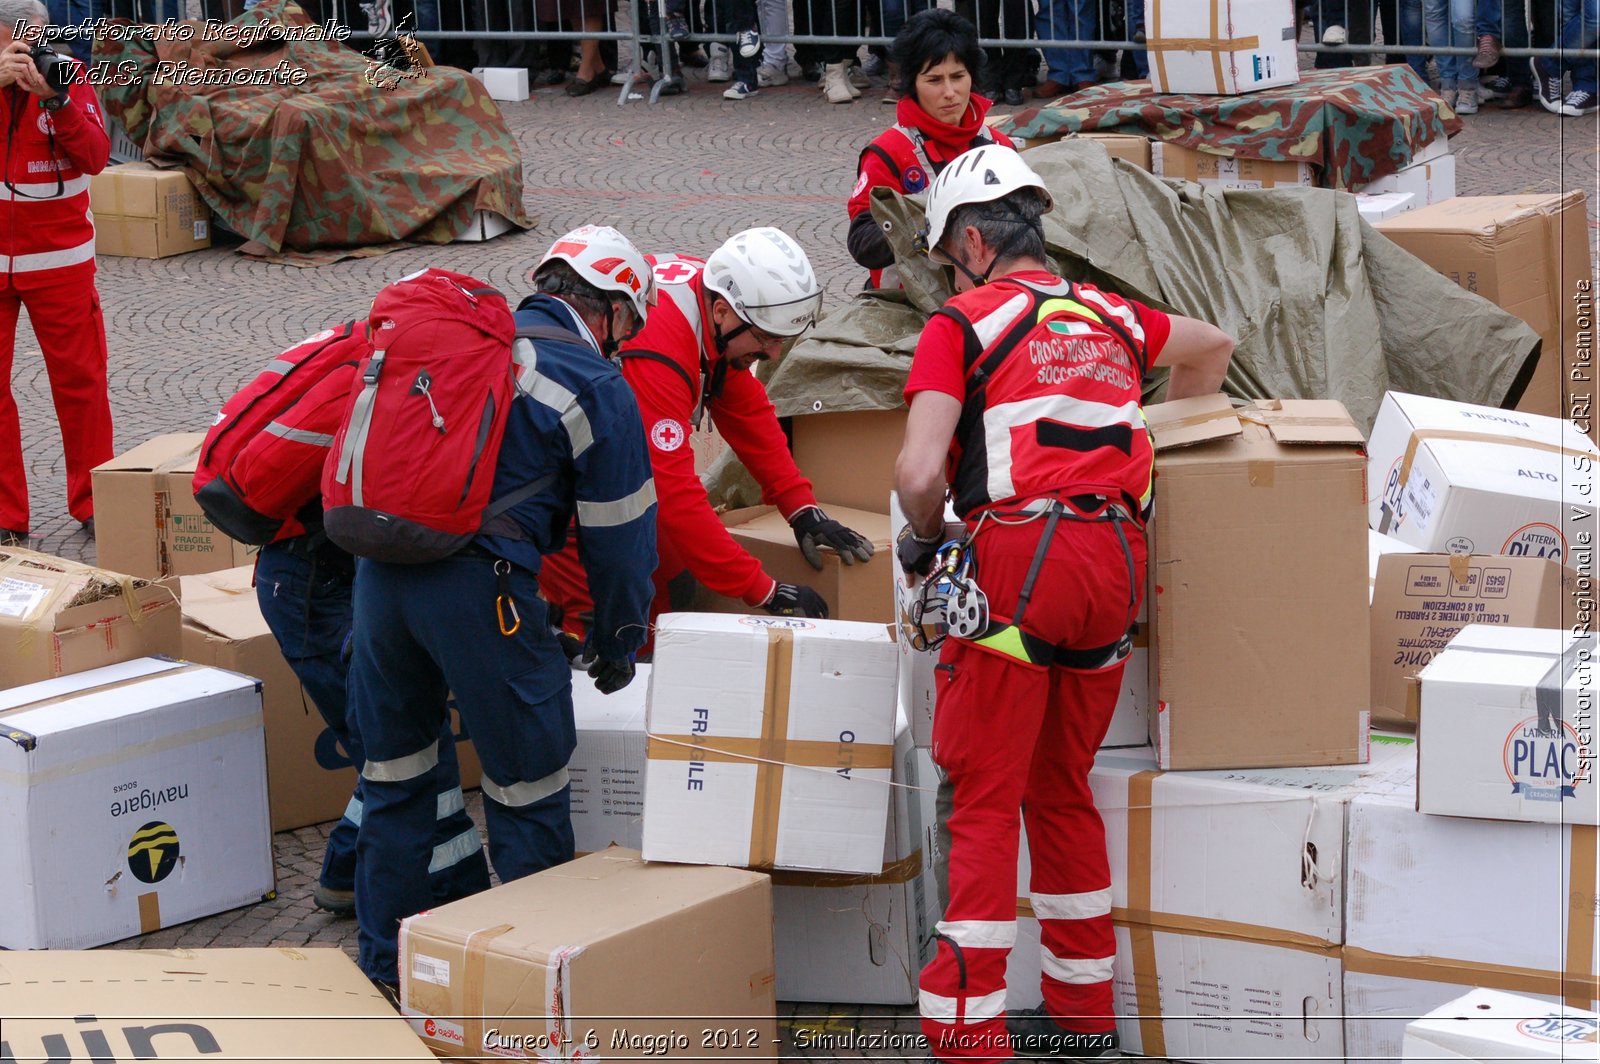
[494,558,521,637]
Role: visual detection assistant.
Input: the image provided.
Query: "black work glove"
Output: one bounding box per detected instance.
[790,505,876,570]
[895,526,942,578]
[557,630,586,666]
[584,653,637,695]
[764,582,830,619]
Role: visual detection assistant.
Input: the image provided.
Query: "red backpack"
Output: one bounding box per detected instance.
[321,268,528,563]
[193,321,370,545]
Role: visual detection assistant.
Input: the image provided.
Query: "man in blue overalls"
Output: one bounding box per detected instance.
[348,226,660,992]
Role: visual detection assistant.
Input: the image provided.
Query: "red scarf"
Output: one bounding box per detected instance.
[895,91,995,165]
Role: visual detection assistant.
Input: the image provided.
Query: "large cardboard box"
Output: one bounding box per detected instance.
[1369,528,1422,604]
[1353,153,1456,207]
[0,948,437,1062]
[1342,790,1598,1061]
[92,433,255,579]
[788,407,906,514]
[0,547,180,689]
[696,505,894,623]
[1416,625,1595,826]
[0,657,274,949]
[642,613,898,874]
[1401,988,1599,1061]
[1146,0,1299,95]
[1366,391,1598,563]
[398,849,776,1058]
[1375,192,1595,426]
[569,663,650,854]
[1370,553,1572,724]
[1145,396,1370,769]
[1007,740,1418,1059]
[89,161,211,258]
[1152,140,1314,190]
[179,565,485,832]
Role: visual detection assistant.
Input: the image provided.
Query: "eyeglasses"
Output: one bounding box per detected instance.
[748,325,788,348]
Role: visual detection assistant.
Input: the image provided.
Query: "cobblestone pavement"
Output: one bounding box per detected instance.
[10,56,1599,1058]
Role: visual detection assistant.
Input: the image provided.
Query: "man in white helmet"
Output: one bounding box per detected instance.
[541,226,875,646]
[348,226,661,998]
[893,146,1234,1062]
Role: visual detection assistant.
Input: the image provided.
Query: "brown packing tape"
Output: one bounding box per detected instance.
[1343,947,1600,1002]
[1237,413,1359,430]
[1247,460,1276,488]
[1150,404,1239,435]
[751,629,794,867]
[462,923,515,1055]
[1149,0,1169,99]
[1145,34,1261,53]
[1125,770,1165,1058]
[1397,428,1593,491]
[1447,554,1473,586]
[1012,900,1339,956]
[1567,826,1598,1008]
[769,848,924,889]
[0,662,204,721]
[1208,0,1225,92]
[138,891,161,933]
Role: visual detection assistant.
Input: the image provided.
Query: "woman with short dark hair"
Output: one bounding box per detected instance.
[845,9,1015,290]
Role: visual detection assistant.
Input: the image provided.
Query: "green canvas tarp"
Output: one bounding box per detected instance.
[95,0,531,259]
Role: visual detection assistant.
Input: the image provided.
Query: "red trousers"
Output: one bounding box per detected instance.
[0,268,112,531]
[539,530,696,656]
[920,510,1145,1062]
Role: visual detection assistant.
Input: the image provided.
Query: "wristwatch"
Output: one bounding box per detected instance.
[41,93,68,112]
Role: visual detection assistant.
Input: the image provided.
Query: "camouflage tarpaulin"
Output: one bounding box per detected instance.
[997,65,1461,190]
[94,0,532,260]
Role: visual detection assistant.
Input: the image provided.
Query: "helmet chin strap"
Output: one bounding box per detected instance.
[949,217,1040,287]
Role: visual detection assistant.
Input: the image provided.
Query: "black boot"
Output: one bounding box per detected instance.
[1006,1008,1121,1060]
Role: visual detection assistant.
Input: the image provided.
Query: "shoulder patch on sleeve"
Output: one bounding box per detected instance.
[650,418,687,452]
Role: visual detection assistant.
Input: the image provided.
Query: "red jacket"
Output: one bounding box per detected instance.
[0,63,109,288]
[619,254,816,605]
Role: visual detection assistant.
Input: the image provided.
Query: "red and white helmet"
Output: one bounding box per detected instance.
[534,225,656,322]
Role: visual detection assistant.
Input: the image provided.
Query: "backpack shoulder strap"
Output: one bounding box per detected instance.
[515,324,583,344]
[618,348,697,396]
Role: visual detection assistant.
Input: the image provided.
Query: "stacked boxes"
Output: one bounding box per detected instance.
[1145,0,1300,95]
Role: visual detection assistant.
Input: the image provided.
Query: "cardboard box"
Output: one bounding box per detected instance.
[1366,391,1598,562]
[470,65,530,101]
[1401,988,1599,1061]
[0,546,180,690]
[1416,625,1595,826]
[0,657,274,949]
[1355,191,1417,223]
[1354,154,1456,207]
[1006,740,1419,1058]
[0,948,438,1062]
[180,565,486,832]
[452,209,514,242]
[89,161,210,258]
[1342,788,1598,1061]
[398,849,776,1059]
[92,433,255,579]
[1145,396,1370,769]
[1375,192,1595,426]
[1146,0,1300,95]
[1370,553,1571,724]
[788,407,906,514]
[1153,140,1314,190]
[1369,528,1422,603]
[1013,130,1153,170]
[642,613,898,874]
[697,504,894,623]
[568,663,650,853]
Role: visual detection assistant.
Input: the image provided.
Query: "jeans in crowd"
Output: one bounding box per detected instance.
[1037,0,1095,86]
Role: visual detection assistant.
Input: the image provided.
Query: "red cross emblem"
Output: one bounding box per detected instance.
[650,418,687,451]
[654,261,695,283]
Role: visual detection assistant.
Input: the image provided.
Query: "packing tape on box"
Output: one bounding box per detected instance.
[768,848,924,889]
[1145,34,1261,53]
[137,891,161,933]
[1148,0,1233,93]
[1125,769,1166,1057]
[461,922,515,1055]
[1397,428,1593,492]
[1149,404,1239,440]
[0,711,258,787]
[645,627,896,869]
[1016,897,1340,954]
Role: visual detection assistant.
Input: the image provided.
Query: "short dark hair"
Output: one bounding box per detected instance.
[533,260,616,320]
[946,188,1048,264]
[891,9,983,99]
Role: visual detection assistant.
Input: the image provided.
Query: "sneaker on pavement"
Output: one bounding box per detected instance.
[1537,71,1566,113]
[1472,33,1500,70]
[313,883,357,916]
[822,61,854,103]
[723,79,757,99]
[847,62,869,89]
[1006,1008,1121,1061]
[786,55,804,79]
[1438,79,1456,108]
[1560,88,1598,116]
[1455,86,1478,114]
[861,52,887,76]
[757,61,788,86]
[736,28,760,57]
[882,83,902,103]
[1478,74,1508,99]
[1321,23,1347,46]
[0,528,27,547]
[665,14,689,39]
[707,42,733,81]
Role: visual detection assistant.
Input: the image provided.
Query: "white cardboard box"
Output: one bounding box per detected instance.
[1401,988,1600,1060]
[1146,0,1300,95]
[1368,390,1598,560]
[1370,528,1424,603]
[1342,789,1599,1061]
[469,66,529,101]
[888,493,1149,750]
[0,657,274,949]
[1356,190,1417,223]
[568,664,650,854]
[1357,154,1457,207]
[642,613,898,874]
[1416,625,1595,825]
[771,710,938,1004]
[453,209,514,242]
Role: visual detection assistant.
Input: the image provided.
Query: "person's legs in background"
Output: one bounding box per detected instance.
[1034,0,1096,96]
[1450,0,1481,110]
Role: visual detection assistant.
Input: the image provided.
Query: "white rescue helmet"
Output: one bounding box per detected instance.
[919,145,1054,258]
[703,227,824,338]
[534,225,656,323]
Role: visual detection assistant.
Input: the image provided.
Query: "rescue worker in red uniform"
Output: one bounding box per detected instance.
[0,3,111,544]
[847,10,1011,291]
[540,227,876,637]
[894,146,1234,1062]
